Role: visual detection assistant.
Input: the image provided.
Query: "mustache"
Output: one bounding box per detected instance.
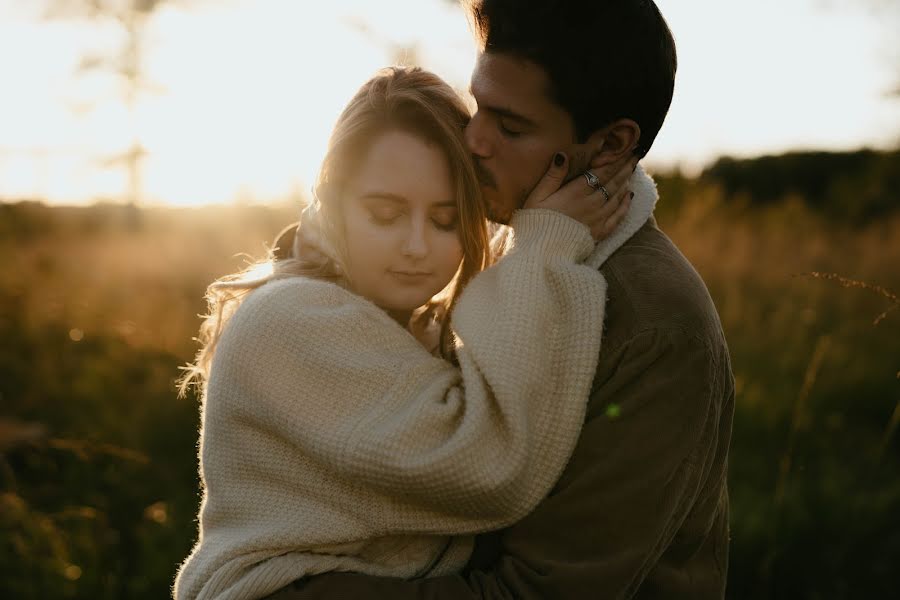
[473,159,497,189]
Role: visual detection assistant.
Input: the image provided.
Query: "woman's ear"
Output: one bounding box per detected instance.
[584,118,641,170]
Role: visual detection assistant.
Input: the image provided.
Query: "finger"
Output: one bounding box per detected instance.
[555,165,604,200]
[524,152,568,209]
[590,189,631,240]
[597,191,633,240]
[583,162,618,191]
[593,185,625,219]
[586,189,624,239]
[587,156,639,201]
[602,193,632,238]
[607,157,639,192]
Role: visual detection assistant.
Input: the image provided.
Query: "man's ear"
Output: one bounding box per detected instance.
[584,118,641,169]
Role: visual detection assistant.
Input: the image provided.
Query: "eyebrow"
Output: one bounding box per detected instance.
[359,192,405,204]
[359,192,456,208]
[468,87,538,128]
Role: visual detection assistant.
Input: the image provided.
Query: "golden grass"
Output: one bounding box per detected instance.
[1,192,897,598]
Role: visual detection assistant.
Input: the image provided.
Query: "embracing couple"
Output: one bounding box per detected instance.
[174,1,734,599]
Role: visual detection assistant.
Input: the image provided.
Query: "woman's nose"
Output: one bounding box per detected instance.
[401,224,428,259]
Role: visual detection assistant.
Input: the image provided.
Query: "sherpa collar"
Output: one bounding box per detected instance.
[585,164,659,269]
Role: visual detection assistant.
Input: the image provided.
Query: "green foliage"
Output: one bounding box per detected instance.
[0,190,898,598]
[0,300,200,598]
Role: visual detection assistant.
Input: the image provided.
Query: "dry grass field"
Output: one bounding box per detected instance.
[1,177,898,598]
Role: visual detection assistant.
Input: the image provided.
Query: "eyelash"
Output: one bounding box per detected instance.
[432,218,458,232]
[370,214,398,226]
[498,120,522,138]
[369,213,458,232]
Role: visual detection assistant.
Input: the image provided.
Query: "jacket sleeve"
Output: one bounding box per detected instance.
[217,209,607,536]
[263,327,729,599]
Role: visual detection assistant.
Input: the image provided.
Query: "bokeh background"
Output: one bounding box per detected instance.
[1,0,898,598]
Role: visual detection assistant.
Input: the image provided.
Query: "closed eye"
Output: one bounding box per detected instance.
[431,207,458,232]
[498,117,523,138]
[432,217,458,232]
[369,207,403,225]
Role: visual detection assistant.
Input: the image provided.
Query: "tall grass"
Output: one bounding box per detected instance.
[656,182,900,598]
[1,189,898,598]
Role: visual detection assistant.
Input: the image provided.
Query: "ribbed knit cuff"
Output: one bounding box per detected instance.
[509,208,595,262]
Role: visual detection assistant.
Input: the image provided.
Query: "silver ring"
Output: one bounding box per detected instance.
[597,184,610,202]
[583,171,611,201]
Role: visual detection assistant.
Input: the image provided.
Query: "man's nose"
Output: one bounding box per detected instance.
[465,112,492,158]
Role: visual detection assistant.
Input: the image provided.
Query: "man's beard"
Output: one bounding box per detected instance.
[473,158,528,224]
[485,200,508,224]
[483,188,530,225]
[474,158,506,222]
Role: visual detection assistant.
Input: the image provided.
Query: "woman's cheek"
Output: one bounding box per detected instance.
[439,232,464,270]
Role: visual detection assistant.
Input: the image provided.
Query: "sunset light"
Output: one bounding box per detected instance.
[3,2,899,598]
[1,0,897,205]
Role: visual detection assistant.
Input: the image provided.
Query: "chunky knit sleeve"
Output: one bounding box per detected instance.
[206,208,606,538]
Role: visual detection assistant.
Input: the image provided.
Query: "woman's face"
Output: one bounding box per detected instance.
[341,129,464,320]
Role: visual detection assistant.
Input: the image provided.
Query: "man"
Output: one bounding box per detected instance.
[270,0,734,597]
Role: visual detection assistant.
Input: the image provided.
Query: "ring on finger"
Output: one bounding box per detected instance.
[596,184,611,202]
[582,171,611,202]
[582,170,601,190]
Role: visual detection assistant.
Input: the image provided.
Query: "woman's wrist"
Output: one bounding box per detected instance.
[508,208,595,262]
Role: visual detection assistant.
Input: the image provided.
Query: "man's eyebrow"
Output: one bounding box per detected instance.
[489,106,536,127]
[468,86,537,127]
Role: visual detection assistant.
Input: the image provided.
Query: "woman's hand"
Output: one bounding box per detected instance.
[524,152,639,241]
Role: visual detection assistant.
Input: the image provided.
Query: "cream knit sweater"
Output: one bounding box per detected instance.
[174,168,658,600]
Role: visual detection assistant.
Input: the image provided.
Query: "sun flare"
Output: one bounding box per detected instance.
[0,0,896,205]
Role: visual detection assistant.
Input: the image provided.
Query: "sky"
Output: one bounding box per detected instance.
[0,0,898,206]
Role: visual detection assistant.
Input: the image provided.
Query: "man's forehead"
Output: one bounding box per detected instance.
[469,52,556,118]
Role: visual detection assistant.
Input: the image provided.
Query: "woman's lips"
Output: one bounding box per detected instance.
[389,269,432,282]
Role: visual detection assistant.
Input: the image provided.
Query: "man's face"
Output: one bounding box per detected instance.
[466,52,581,224]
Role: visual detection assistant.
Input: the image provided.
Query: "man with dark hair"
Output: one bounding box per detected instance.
[268,0,734,597]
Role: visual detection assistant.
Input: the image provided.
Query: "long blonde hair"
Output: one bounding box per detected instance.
[179,67,490,396]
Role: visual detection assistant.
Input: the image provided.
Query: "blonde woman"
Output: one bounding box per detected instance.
[173,67,636,600]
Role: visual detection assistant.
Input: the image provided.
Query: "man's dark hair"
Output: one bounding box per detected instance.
[467,0,677,158]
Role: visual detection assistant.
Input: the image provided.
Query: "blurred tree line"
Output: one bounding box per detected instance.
[655,147,900,223]
[1,148,898,598]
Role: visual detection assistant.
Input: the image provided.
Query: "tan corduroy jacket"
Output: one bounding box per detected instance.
[267,212,736,599]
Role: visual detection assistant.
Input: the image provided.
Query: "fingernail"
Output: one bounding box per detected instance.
[553,152,566,167]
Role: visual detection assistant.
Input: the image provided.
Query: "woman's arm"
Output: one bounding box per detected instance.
[212,208,605,537]
[342,209,605,524]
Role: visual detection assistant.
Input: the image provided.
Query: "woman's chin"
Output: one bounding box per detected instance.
[374,287,443,314]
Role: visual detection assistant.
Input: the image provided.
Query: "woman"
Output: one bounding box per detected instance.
[174,67,635,600]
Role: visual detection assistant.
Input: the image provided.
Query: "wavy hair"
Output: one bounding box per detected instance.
[179,67,490,396]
